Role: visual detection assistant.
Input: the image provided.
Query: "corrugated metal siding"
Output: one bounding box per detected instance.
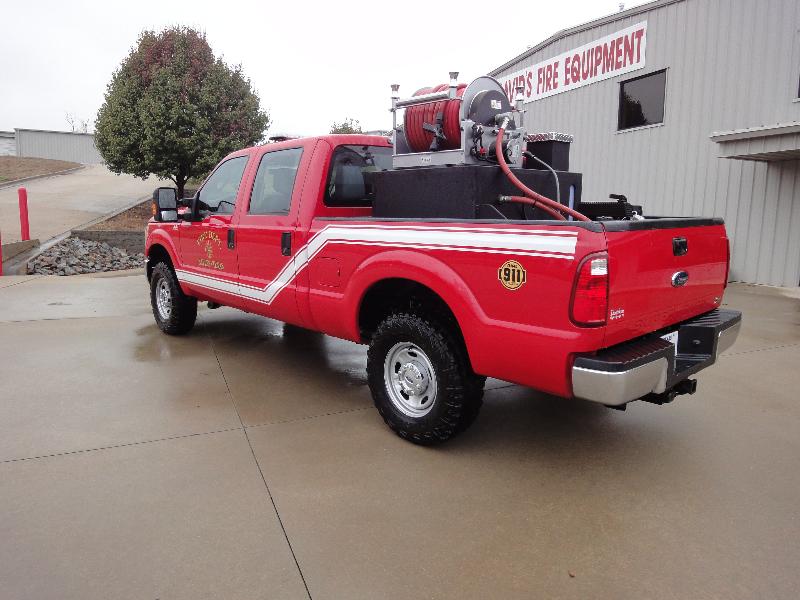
[492,0,800,286]
[0,131,15,156]
[15,129,103,164]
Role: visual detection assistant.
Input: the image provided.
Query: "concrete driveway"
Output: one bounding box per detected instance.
[0,165,159,244]
[0,275,798,599]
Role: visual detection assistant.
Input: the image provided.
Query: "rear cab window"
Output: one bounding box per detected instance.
[324,145,392,207]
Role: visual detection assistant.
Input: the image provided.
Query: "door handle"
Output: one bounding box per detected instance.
[227,229,235,249]
[281,232,292,256]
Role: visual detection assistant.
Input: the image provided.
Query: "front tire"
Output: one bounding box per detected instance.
[367,312,485,445]
[150,262,197,335]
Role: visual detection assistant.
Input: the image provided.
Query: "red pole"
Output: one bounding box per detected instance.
[18,187,30,242]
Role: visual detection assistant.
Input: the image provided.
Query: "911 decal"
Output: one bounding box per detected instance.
[498,260,527,290]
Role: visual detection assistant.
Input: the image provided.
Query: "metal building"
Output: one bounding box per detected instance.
[14,129,103,164]
[491,0,800,286]
[0,131,15,156]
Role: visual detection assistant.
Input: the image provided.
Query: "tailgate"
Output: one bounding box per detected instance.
[603,219,729,347]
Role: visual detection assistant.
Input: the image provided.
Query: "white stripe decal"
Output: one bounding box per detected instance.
[176,224,579,305]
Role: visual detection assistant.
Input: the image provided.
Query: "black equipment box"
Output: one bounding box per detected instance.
[372,165,582,221]
[526,139,571,172]
[577,195,643,220]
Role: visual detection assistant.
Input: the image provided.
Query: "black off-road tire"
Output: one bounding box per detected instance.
[150,262,197,335]
[367,312,485,445]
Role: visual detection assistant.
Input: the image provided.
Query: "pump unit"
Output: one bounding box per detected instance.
[374,73,590,221]
[390,74,528,169]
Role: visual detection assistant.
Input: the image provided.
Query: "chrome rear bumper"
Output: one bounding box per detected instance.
[572,309,742,406]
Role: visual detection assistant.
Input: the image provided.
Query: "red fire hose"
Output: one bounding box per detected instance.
[404,84,467,152]
[495,126,590,222]
[502,195,566,220]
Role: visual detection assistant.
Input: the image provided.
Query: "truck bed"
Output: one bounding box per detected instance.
[318,213,729,347]
[307,213,729,395]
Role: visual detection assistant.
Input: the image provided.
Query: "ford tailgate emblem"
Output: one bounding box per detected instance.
[672,271,689,287]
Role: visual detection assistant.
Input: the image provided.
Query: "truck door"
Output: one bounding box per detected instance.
[234,145,306,323]
[177,154,250,305]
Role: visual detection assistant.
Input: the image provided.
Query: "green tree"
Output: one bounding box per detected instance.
[330,118,362,134]
[95,27,269,198]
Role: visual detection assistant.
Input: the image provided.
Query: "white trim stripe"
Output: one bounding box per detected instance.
[324,224,578,236]
[176,224,579,305]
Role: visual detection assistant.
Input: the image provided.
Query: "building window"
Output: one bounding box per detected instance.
[618,69,667,131]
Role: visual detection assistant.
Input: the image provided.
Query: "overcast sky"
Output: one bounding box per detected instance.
[0,0,648,136]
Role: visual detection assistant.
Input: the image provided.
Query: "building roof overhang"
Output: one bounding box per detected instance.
[710,122,800,162]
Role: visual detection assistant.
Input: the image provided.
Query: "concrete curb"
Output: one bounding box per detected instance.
[71,230,144,255]
[69,195,151,254]
[1,233,68,275]
[1,239,40,262]
[0,165,85,189]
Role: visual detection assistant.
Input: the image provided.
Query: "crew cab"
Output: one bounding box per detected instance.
[145,134,740,445]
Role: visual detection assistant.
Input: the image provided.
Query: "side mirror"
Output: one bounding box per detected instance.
[152,187,178,222]
[190,196,203,221]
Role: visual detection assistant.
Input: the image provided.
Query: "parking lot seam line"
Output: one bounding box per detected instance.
[0,427,243,464]
[0,315,149,324]
[0,275,45,289]
[245,406,372,430]
[243,390,517,432]
[721,342,800,357]
[485,383,517,392]
[205,328,313,600]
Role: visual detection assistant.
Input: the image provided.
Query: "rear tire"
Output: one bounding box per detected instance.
[367,312,485,445]
[150,262,197,335]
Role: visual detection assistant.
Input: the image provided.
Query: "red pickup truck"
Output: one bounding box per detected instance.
[145,133,740,445]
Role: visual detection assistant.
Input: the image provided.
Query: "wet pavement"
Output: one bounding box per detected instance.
[1,274,798,599]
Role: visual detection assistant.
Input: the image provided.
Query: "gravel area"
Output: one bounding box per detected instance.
[27,237,144,276]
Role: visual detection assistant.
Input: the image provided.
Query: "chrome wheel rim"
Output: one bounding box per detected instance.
[384,342,437,418]
[156,278,172,320]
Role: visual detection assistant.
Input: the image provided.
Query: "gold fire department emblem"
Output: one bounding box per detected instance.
[498,260,526,290]
[196,231,224,270]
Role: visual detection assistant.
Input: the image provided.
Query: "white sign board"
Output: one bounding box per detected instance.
[499,21,648,103]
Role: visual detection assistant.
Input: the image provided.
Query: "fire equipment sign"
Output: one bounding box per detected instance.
[500,21,648,103]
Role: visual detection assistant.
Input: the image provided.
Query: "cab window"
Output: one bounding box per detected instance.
[324,145,392,207]
[197,155,249,214]
[249,148,304,214]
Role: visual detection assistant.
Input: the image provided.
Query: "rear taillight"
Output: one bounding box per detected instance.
[724,238,730,288]
[570,252,609,326]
